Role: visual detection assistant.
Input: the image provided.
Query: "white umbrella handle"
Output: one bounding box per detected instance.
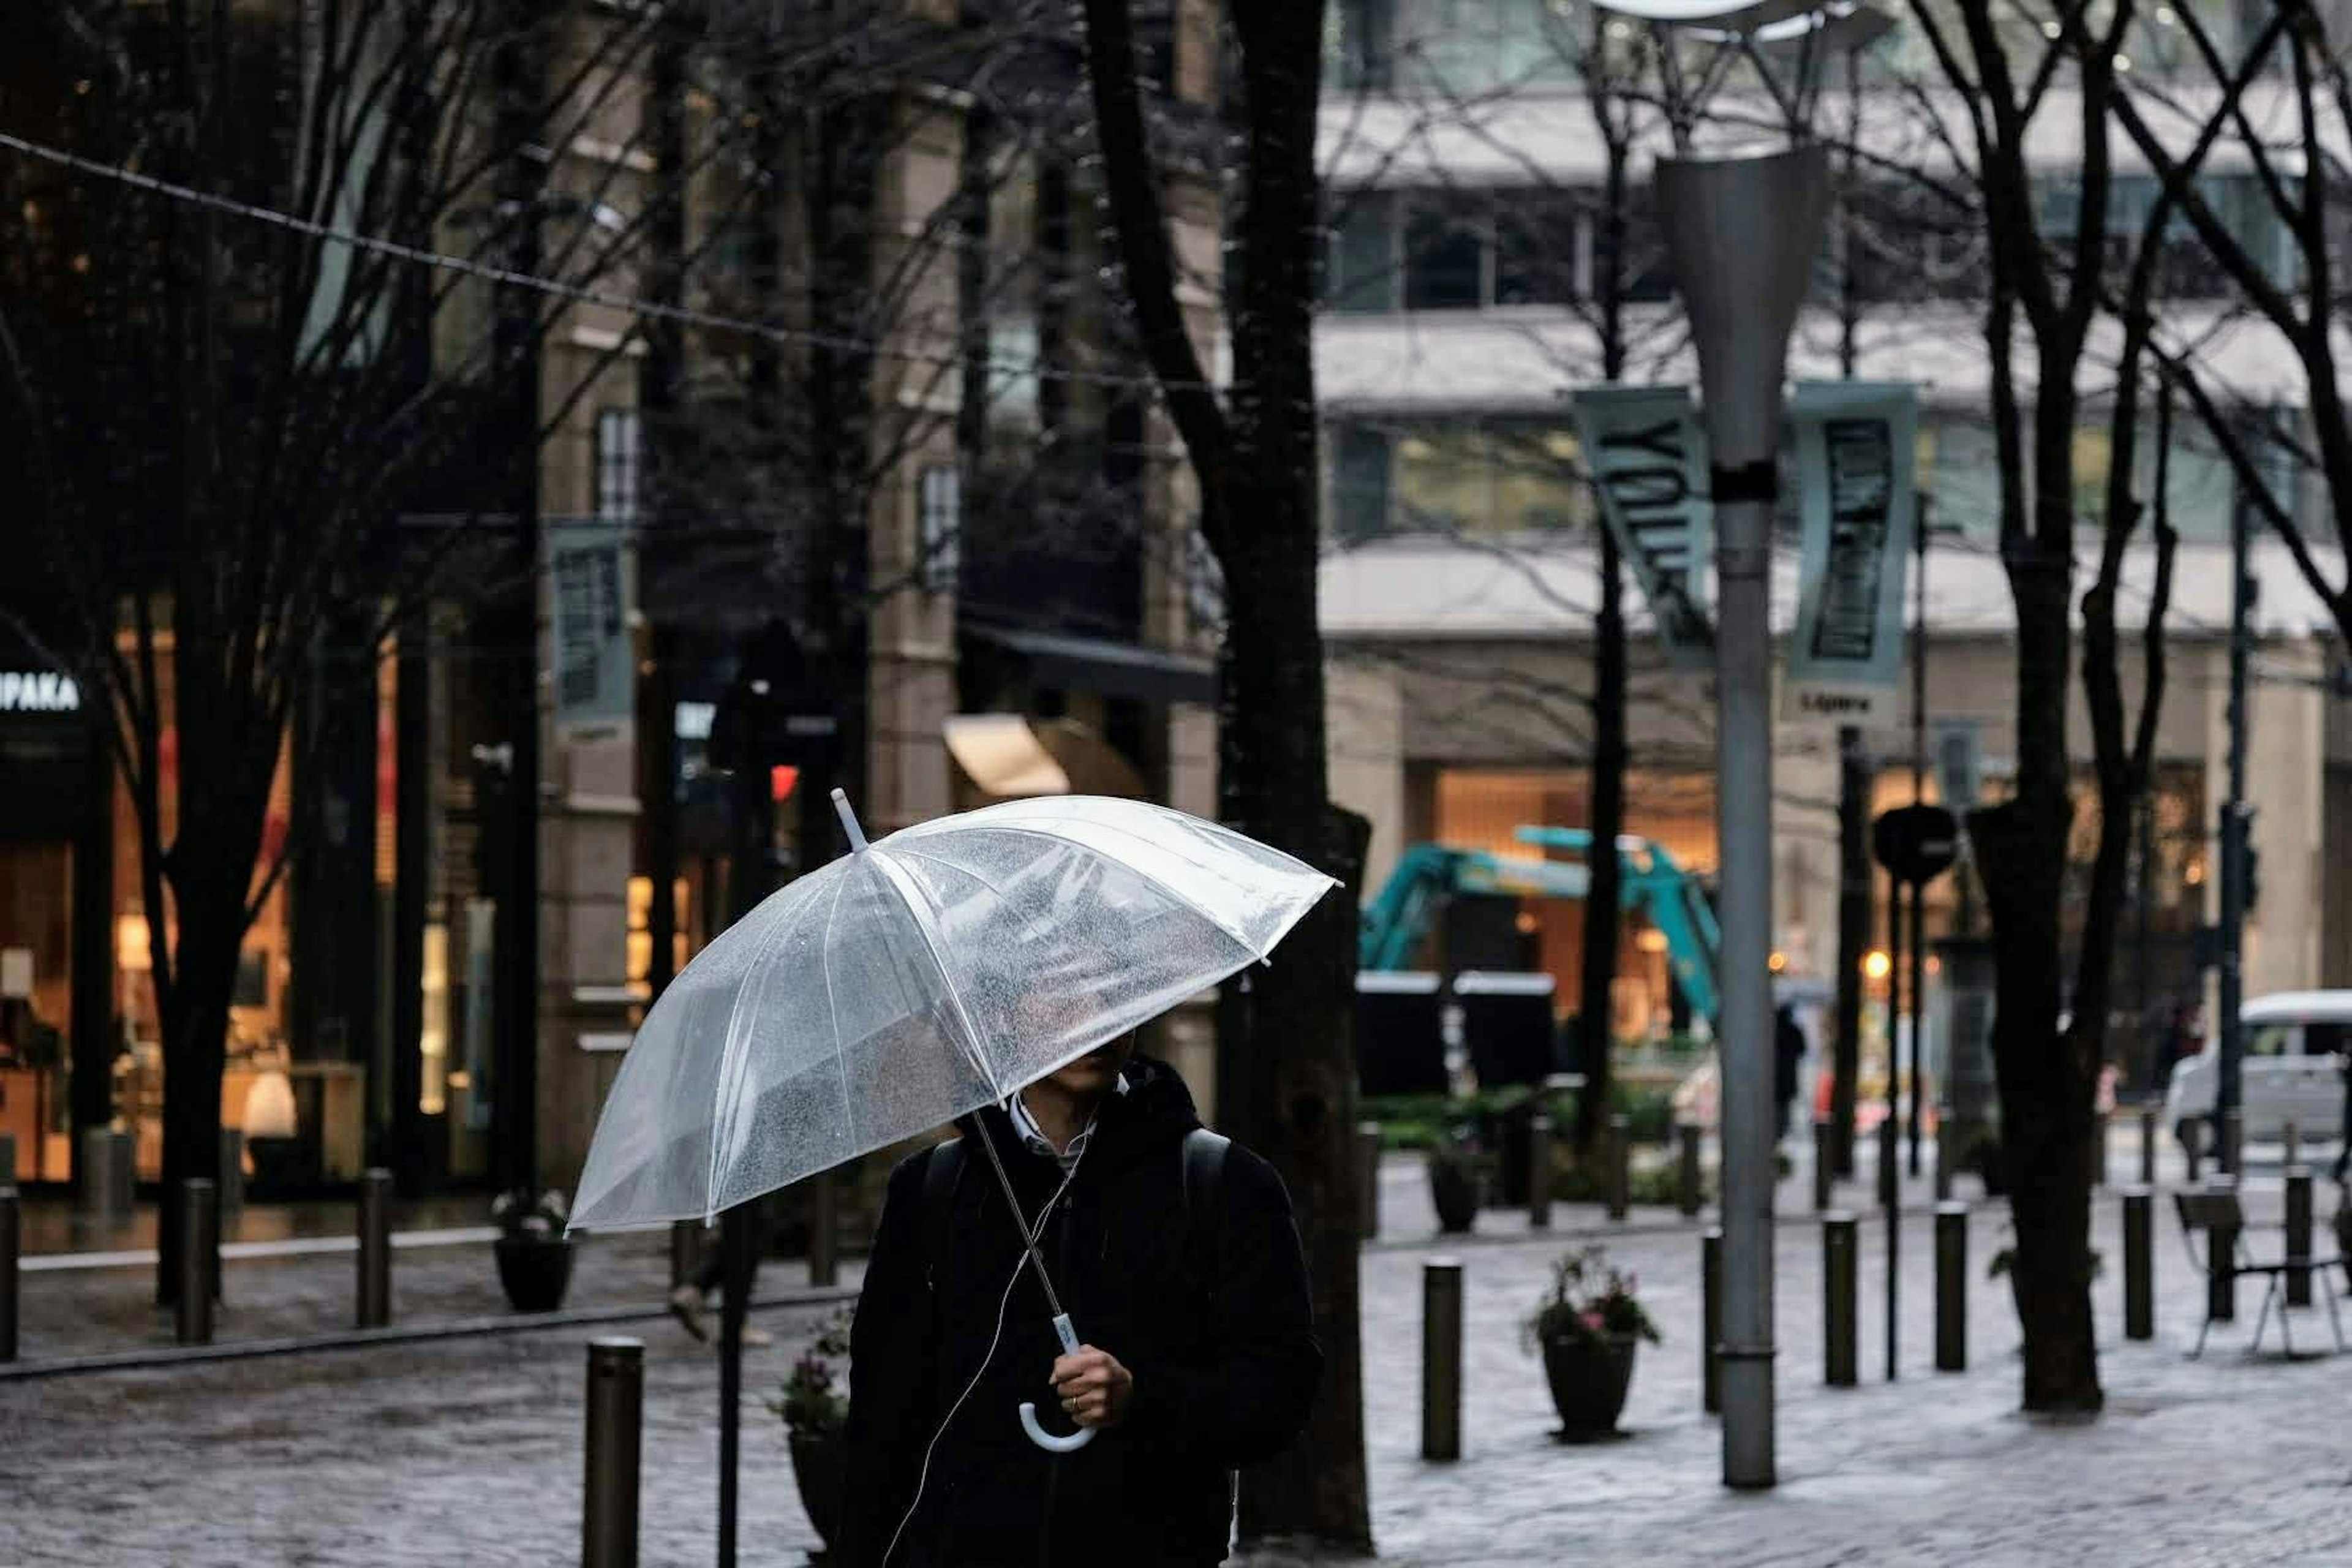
[1018,1313,1098,1453]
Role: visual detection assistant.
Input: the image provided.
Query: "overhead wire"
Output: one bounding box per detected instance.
[0,124,1229,400]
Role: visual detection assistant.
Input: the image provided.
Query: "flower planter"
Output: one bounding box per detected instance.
[1429,1158,1482,1234]
[494,1235,575,1313]
[1540,1331,1639,1440]
[789,1430,846,1557]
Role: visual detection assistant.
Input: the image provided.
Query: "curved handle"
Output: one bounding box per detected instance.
[1020,1311,1099,1454]
[1019,1401,1098,1452]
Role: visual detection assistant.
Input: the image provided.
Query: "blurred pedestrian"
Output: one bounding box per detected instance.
[838,1033,1321,1567]
[1774,1004,1806,1142]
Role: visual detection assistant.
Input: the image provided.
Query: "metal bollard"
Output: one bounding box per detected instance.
[669,1219,703,1291]
[1813,1121,1833,1212]
[1877,1119,1898,1208]
[2283,1121,2300,1169]
[358,1167,393,1329]
[2223,1109,2244,1178]
[1420,1259,1463,1462]
[218,1128,246,1215]
[1702,1226,1723,1414]
[808,1174,838,1288]
[2285,1166,2314,1308]
[1527,1115,1552,1231]
[1823,1212,1858,1387]
[2139,1104,2157,1187]
[2122,1186,2154,1341]
[80,1127,128,1221]
[583,1336,644,1568]
[1357,1122,1383,1241]
[1607,1114,1630,1221]
[0,1134,15,1186]
[1933,1109,1954,1202]
[1,1183,18,1363]
[1934,1202,1967,1372]
[176,1178,217,1346]
[2092,1113,2109,1190]
[2206,1175,2237,1323]
[1678,1123,1703,1218]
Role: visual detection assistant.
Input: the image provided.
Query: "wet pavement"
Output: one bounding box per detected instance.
[4,1133,2348,1565]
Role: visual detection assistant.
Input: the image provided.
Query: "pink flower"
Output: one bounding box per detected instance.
[1581,1309,1606,1333]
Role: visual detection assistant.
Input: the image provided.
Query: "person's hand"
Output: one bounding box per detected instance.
[1049,1344,1134,1431]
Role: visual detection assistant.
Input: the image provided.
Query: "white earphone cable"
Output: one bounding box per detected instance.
[881,1136,1086,1568]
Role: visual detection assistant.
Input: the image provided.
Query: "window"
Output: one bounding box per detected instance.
[1591,204,1673,304]
[1403,202,1487,310]
[2306,1022,2349,1060]
[1327,0,1395,92]
[918,466,961,594]
[1335,420,1590,541]
[595,408,641,521]
[1333,426,1394,541]
[1494,196,1580,306]
[1325,192,1399,313]
[2247,1023,2294,1059]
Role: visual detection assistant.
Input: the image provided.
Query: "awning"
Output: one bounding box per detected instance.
[964,625,1217,707]
[944,714,1147,799]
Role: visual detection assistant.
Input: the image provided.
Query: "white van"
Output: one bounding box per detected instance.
[2164,990,2351,1148]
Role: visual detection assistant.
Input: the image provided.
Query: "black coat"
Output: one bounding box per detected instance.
[837,1057,1321,1568]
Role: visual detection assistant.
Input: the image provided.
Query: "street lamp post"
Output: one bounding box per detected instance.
[1655,145,1834,1491]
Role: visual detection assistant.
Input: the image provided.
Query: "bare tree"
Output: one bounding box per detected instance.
[2107,0,2352,650]
[0,0,749,1298]
[1081,0,1373,1551]
[1902,0,2146,1412]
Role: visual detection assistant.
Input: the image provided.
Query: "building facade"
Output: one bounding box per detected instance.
[1311,0,2352,1090]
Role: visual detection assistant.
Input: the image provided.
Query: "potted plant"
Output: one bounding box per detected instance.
[1427,1123,1485,1234]
[1522,1245,1659,1441]
[489,1188,575,1313]
[769,1306,854,1560]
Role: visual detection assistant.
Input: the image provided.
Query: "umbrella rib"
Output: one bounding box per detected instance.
[705,875,834,1220]
[862,848,1006,1101]
[912,821,1272,962]
[816,869,858,1160]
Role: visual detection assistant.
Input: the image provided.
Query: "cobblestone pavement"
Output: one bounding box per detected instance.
[5,1139,2349,1565]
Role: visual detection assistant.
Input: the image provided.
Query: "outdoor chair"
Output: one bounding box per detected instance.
[2173,1187,2347,1360]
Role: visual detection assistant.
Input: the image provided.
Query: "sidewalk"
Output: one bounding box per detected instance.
[5,1133,2347,1565]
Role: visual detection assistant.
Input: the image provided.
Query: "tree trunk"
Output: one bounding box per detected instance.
[1079,0,1370,1547]
[1972,551,2101,1413]
[1575,528,1625,1156]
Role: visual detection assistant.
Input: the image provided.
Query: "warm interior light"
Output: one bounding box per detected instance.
[1864,949,1893,981]
[1768,951,1788,973]
[115,913,153,973]
[1637,929,1670,954]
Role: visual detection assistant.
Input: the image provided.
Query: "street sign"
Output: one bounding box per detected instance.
[1872,803,1959,886]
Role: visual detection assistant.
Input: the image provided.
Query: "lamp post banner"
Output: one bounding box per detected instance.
[1570,383,1715,673]
[1785,381,1918,723]
[546,519,637,741]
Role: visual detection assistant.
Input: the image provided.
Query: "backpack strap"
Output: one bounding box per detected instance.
[1181,1128,1231,1302]
[920,1134,966,1297]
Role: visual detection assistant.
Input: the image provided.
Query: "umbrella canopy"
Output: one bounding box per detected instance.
[569,793,1335,1231]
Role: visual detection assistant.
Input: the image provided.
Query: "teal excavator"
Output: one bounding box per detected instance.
[1357,826,1722,1025]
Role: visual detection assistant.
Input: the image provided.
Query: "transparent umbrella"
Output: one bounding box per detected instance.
[570,790,1335,1234]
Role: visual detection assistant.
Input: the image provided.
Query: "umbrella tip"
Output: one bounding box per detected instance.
[832,788,870,853]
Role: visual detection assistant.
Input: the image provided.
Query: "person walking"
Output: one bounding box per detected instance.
[837,1031,1321,1567]
[1774,1003,1807,1143]
[2332,1042,2350,1188]
[667,1218,775,1348]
